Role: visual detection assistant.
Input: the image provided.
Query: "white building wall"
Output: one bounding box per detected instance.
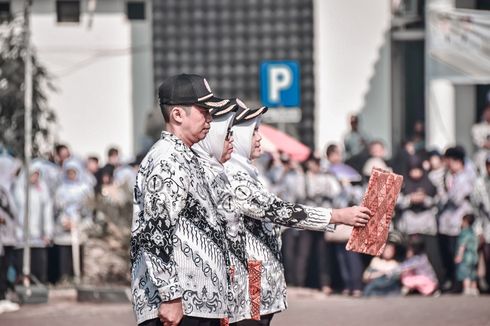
[11,0,152,162]
[313,0,392,154]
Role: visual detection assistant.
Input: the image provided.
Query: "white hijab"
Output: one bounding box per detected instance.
[226,117,262,181]
[193,112,236,173]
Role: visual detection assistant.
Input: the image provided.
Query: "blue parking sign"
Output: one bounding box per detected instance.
[260,61,300,107]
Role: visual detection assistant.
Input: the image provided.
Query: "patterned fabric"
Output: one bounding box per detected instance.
[198,160,250,323]
[248,260,262,321]
[346,168,403,256]
[224,167,335,316]
[130,132,229,324]
[438,170,475,236]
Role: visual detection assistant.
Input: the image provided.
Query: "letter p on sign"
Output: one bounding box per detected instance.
[260,61,300,107]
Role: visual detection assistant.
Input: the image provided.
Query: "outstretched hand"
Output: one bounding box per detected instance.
[331,206,372,227]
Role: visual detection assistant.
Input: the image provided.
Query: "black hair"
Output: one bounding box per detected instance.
[462,214,475,226]
[443,146,465,164]
[107,147,119,157]
[55,144,68,154]
[408,235,425,255]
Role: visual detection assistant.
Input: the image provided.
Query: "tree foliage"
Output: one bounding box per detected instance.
[0,18,56,157]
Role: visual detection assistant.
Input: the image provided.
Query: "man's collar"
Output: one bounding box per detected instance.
[160,131,195,162]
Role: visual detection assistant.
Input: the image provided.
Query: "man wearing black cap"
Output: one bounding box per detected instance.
[438,146,475,292]
[130,74,231,326]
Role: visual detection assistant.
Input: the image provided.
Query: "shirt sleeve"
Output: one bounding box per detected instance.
[131,156,189,302]
[228,170,335,232]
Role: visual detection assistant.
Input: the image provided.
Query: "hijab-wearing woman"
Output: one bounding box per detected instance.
[224,100,371,326]
[54,159,94,282]
[193,100,251,324]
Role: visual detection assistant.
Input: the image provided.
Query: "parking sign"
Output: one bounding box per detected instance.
[260,61,300,107]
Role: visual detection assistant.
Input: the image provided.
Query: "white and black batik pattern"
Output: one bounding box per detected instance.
[198,159,250,323]
[225,168,334,316]
[130,132,229,324]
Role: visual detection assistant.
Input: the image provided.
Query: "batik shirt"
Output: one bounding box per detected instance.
[225,167,335,316]
[198,159,250,323]
[130,132,229,324]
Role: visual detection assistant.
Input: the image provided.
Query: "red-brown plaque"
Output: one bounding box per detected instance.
[346,168,403,256]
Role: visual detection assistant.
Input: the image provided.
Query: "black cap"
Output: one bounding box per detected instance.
[232,98,268,126]
[210,99,238,118]
[158,74,229,110]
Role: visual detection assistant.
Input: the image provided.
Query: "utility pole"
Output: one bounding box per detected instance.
[23,0,33,292]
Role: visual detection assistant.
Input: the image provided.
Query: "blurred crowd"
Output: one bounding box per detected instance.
[257,105,490,298]
[0,144,139,312]
[0,105,489,313]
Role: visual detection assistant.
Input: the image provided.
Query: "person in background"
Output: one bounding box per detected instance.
[471,156,490,292]
[393,237,439,296]
[13,166,54,284]
[0,155,21,313]
[392,140,421,179]
[54,159,94,283]
[304,156,342,294]
[277,154,308,287]
[455,214,479,296]
[86,156,99,176]
[363,242,400,297]
[410,121,426,153]
[54,144,71,167]
[102,147,121,176]
[343,114,368,161]
[396,162,445,284]
[438,146,474,292]
[362,140,391,182]
[471,105,490,175]
[427,150,445,200]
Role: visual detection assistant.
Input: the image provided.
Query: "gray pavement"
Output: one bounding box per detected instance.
[1,288,489,326]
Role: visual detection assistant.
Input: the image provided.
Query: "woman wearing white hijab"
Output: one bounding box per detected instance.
[193,100,251,324]
[225,100,371,326]
[13,164,54,284]
[54,158,94,282]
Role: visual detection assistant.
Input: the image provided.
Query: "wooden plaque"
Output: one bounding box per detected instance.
[346,168,403,256]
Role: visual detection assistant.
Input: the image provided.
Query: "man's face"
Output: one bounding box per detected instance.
[350,116,358,130]
[250,128,262,160]
[180,105,212,144]
[447,158,463,173]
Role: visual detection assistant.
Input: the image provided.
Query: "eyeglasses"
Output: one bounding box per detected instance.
[226,128,233,141]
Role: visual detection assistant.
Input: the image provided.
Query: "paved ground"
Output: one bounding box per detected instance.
[1,288,489,326]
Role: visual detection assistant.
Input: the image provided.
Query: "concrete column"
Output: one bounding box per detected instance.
[454,84,476,153]
[427,79,455,150]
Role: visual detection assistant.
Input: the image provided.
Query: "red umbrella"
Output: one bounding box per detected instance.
[258,124,311,162]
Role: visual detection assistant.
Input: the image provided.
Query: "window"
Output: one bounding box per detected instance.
[0,2,11,24]
[56,1,80,23]
[127,2,145,20]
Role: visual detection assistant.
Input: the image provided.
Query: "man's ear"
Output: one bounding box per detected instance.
[171,106,185,124]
